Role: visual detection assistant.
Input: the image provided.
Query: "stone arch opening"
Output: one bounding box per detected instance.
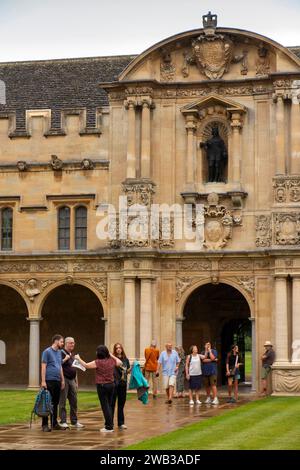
[0,284,29,384]
[182,282,252,386]
[40,283,105,386]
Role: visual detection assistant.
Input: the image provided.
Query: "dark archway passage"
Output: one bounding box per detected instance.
[182,283,251,385]
[40,284,104,386]
[0,285,29,384]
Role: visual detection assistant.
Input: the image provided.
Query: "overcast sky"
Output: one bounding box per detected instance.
[0,0,300,62]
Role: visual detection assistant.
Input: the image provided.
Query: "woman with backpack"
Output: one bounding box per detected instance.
[226,344,243,403]
[111,343,131,430]
[185,345,205,406]
[75,346,122,433]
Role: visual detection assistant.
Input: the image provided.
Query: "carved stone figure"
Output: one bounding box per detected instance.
[81,158,94,170]
[50,154,63,170]
[256,43,270,77]
[17,161,27,172]
[200,126,227,182]
[25,278,41,302]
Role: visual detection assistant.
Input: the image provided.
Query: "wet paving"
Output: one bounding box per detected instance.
[0,392,256,450]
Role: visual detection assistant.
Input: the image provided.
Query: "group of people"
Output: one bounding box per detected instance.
[144,341,219,405]
[40,335,275,433]
[41,335,130,433]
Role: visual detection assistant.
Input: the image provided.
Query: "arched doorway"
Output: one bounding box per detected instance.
[0,284,29,384]
[182,282,252,386]
[40,283,105,386]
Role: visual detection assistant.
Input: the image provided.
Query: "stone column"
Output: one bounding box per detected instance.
[230,112,243,185]
[27,318,42,388]
[274,94,286,175]
[292,275,300,363]
[125,99,137,179]
[290,87,300,174]
[141,99,152,178]
[274,275,289,363]
[140,278,152,360]
[176,317,184,347]
[185,113,198,190]
[123,278,136,362]
[101,317,108,346]
[249,317,256,392]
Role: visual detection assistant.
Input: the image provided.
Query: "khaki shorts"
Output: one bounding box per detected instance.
[162,375,176,389]
[261,366,272,380]
[203,375,217,387]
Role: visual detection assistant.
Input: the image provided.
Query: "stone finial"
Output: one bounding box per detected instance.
[202,11,217,35]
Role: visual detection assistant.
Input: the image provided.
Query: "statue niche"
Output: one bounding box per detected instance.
[200,123,228,183]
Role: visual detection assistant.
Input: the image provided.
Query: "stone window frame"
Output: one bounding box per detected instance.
[0,206,13,251]
[55,201,90,251]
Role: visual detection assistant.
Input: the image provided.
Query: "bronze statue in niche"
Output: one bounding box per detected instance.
[200,126,228,182]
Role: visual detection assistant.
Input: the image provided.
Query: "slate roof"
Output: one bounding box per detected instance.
[0,47,299,131]
[0,55,136,130]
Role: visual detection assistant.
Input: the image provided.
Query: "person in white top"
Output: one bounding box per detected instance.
[185,345,205,406]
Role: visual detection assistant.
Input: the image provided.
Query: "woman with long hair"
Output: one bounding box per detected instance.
[111,343,131,430]
[75,345,122,433]
[226,344,243,403]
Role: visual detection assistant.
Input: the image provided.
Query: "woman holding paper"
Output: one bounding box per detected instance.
[75,346,122,433]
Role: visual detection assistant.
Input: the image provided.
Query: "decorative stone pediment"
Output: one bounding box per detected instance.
[181,93,246,118]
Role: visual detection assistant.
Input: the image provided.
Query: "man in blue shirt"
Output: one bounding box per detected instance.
[201,342,219,405]
[157,342,180,404]
[41,334,65,432]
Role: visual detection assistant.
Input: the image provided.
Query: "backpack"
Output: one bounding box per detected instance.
[30,388,53,428]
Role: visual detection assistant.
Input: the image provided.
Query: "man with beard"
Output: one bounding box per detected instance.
[41,334,65,432]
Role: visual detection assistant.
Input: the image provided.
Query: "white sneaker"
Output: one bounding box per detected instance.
[212,397,219,405]
[100,427,114,433]
[59,422,69,429]
[70,422,84,428]
[189,400,194,406]
[119,424,127,430]
[205,397,212,404]
[196,400,202,405]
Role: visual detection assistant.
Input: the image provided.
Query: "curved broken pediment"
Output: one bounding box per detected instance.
[119,13,300,83]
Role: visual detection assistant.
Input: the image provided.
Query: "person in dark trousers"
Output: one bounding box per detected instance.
[226,344,243,403]
[75,346,122,433]
[59,336,84,429]
[111,343,131,430]
[41,334,65,432]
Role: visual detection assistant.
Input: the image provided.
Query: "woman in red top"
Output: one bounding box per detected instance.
[75,345,122,433]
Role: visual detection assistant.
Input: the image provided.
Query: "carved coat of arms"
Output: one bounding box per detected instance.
[192,34,233,80]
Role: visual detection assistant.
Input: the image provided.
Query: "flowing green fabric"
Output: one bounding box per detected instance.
[129,361,149,404]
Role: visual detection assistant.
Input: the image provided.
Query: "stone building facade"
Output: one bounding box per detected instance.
[0,13,300,393]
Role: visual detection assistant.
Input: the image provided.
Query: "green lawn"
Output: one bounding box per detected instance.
[244,350,252,380]
[126,397,300,450]
[0,390,102,425]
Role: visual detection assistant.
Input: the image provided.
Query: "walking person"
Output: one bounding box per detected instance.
[41,334,65,432]
[185,345,204,405]
[111,343,131,430]
[75,346,122,433]
[226,344,243,403]
[59,337,84,429]
[174,346,186,398]
[144,340,160,398]
[201,342,219,405]
[261,341,275,396]
[156,342,180,405]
